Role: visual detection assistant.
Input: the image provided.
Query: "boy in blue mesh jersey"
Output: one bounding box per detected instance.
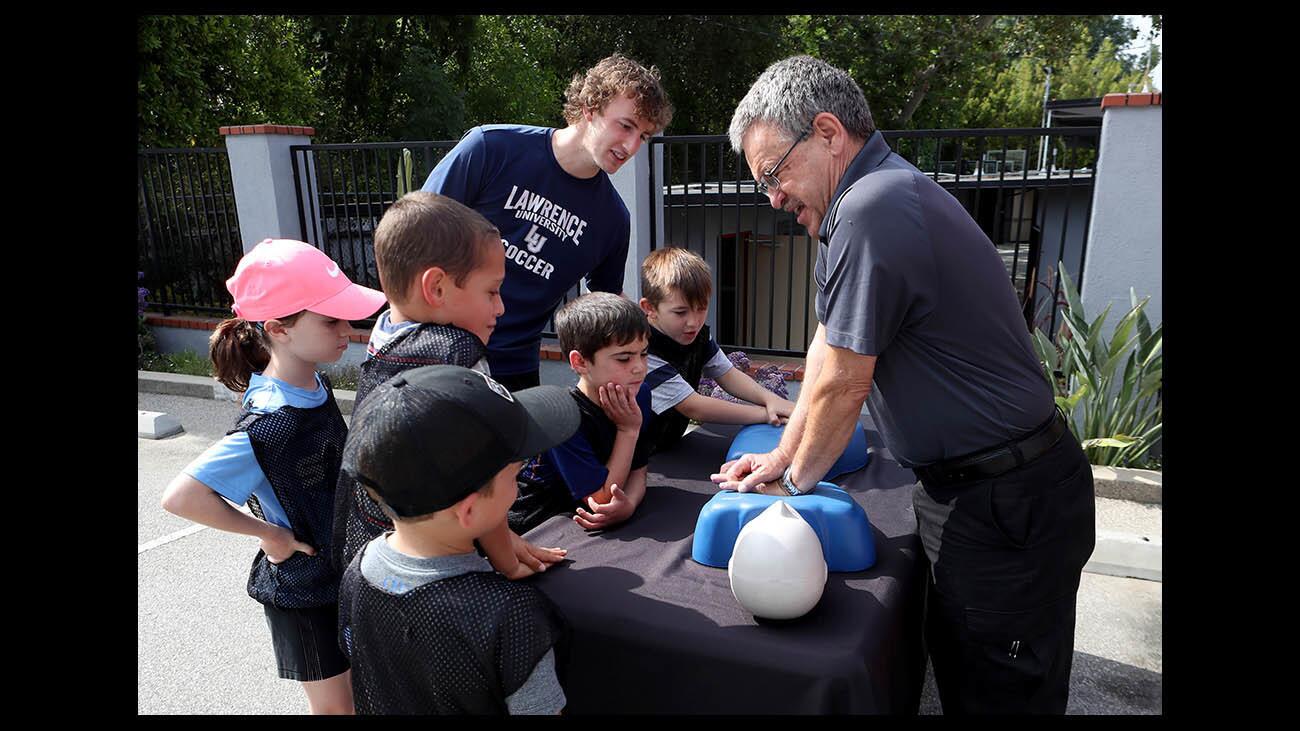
[332,192,567,581]
[338,365,580,714]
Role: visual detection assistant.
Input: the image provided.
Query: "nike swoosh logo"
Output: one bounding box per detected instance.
[325,263,340,278]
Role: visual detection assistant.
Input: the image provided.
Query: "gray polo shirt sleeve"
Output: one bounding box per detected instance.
[814,170,937,356]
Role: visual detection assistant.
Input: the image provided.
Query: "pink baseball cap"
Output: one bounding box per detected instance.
[226,239,387,321]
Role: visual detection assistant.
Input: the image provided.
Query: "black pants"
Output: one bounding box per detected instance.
[493,370,541,392]
[911,428,1096,714]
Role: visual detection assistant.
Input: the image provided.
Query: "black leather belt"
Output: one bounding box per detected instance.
[913,409,1068,488]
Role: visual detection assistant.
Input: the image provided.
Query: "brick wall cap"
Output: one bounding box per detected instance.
[1101,92,1162,109]
[219,124,316,137]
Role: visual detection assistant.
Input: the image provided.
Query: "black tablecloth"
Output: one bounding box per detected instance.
[524,416,927,714]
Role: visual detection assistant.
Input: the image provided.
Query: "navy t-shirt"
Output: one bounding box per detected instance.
[814,131,1054,467]
[422,125,631,376]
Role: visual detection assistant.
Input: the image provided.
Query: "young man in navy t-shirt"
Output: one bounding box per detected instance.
[422,53,673,392]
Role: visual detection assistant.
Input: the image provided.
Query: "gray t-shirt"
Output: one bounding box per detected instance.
[814,131,1054,466]
[359,535,566,715]
[646,345,734,415]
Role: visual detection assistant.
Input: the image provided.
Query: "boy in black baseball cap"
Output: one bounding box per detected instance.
[336,364,580,714]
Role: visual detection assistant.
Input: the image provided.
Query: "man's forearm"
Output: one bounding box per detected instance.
[790,378,865,492]
[777,325,830,459]
[789,342,874,492]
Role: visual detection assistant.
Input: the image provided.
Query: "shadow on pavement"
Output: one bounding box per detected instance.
[918,651,1162,715]
[1068,651,1162,715]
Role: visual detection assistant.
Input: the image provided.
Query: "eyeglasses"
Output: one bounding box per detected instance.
[756,128,811,195]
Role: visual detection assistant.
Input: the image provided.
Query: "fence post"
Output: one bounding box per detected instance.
[609,143,652,299]
[220,124,316,254]
[1079,93,1162,335]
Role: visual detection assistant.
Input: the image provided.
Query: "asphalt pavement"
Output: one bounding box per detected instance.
[138,373,1161,715]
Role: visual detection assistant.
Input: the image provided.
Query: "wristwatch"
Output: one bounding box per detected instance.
[779,464,803,496]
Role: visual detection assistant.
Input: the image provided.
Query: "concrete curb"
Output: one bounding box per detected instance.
[138,410,183,439]
[138,371,358,415]
[1086,530,1162,582]
[1091,465,1161,504]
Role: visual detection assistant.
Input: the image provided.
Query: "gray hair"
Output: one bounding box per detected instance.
[728,55,876,153]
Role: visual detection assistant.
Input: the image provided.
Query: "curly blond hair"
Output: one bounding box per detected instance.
[562,53,674,133]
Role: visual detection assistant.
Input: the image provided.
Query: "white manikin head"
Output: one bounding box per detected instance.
[728,501,828,620]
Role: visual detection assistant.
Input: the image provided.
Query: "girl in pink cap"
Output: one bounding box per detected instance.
[161,239,387,714]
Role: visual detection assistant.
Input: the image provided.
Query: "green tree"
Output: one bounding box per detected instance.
[456,15,569,129]
[1085,15,1139,66]
[532,15,787,135]
[958,32,1150,130]
[138,15,318,148]
[138,14,1157,147]
[780,15,959,129]
[958,58,1045,130]
[292,15,479,142]
[1053,34,1152,98]
[778,15,1148,130]
[390,45,466,140]
[297,15,418,141]
[780,15,1095,129]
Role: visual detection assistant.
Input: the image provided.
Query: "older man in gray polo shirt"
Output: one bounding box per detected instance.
[713,56,1095,715]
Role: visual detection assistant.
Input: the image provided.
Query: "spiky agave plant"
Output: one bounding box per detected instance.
[1030,264,1162,468]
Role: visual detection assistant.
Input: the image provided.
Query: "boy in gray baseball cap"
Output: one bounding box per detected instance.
[336,364,580,714]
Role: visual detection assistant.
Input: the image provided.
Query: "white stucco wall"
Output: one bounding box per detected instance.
[224,132,315,253]
[1080,104,1162,333]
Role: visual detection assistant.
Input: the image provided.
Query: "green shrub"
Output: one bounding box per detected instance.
[321,364,361,391]
[140,349,214,377]
[138,338,361,391]
[1030,264,1162,469]
[138,272,159,369]
[138,317,159,370]
[166,350,215,377]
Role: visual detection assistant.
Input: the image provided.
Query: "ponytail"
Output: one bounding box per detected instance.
[209,318,269,393]
[209,311,306,392]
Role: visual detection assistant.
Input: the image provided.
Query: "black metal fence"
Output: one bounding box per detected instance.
[138,149,244,315]
[650,127,1100,356]
[291,140,584,333]
[885,127,1101,340]
[290,141,457,295]
[280,128,1099,350]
